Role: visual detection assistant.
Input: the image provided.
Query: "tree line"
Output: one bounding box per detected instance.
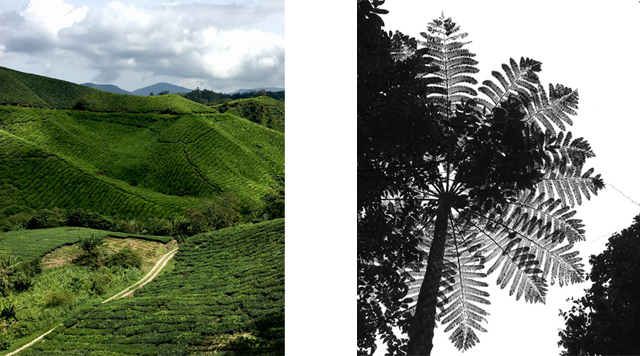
[181,88,284,106]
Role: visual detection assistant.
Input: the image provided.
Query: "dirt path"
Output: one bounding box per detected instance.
[4,247,179,356]
[102,247,179,303]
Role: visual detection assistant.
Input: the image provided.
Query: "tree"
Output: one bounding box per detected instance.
[558,215,640,356]
[358,1,445,354]
[357,3,604,355]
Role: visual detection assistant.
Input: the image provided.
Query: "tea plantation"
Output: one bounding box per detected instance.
[23,219,284,355]
[0,66,284,355]
[0,68,283,219]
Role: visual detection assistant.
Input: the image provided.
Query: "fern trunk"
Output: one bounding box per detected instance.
[406,199,450,356]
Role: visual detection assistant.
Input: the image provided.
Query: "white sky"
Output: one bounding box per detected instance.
[0,0,284,92]
[357,1,640,355]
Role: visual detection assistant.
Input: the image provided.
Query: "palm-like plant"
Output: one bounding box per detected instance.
[388,15,604,355]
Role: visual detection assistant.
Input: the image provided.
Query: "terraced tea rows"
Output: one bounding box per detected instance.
[0,106,283,219]
[24,219,284,356]
[0,227,171,264]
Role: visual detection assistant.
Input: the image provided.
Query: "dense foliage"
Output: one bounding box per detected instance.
[358,1,602,355]
[216,96,285,133]
[558,215,640,356]
[181,87,284,106]
[23,219,284,356]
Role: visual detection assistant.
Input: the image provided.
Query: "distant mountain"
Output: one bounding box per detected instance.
[131,82,192,96]
[82,83,131,95]
[227,87,284,95]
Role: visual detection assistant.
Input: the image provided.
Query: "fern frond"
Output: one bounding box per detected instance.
[537,165,602,208]
[436,226,490,351]
[464,188,588,303]
[544,131,596,172]
[478,57,542,110]
[419,14,479,113]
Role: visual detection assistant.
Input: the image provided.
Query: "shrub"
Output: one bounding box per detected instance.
[142,217,173,236]
[67,209,114,230]
[45,291,75,308]
[72,97,90,110]
[26,208,66,229]
[0,257,41,295]
[76,234,107,268]
[79,234,106,254]
[262,187,284,220]
[0,331,10,351]
[0,212,31,232]
[106,248,142,270]
[0,300,18,324]
[199,192,241,230]
[89,267,114,295]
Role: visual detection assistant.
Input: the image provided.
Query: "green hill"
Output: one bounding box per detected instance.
[23,219,284,356]
[0,66,214,114]
[215,96,285,133]
[0,67,284,221]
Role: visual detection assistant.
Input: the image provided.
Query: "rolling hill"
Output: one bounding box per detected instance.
[0,66,284,220]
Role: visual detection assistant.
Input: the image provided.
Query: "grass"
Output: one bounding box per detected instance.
[23,219,284,356]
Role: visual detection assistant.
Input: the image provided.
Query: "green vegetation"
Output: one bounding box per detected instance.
[22,219,284,356]
[215,96,285,132]
[0,230,174,353]
[180,87,284,106]
[0,106,283,220]
[0,65,284,355]
[0,227,170,265]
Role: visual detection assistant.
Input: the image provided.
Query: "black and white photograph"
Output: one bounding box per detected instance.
[358,1,640,355]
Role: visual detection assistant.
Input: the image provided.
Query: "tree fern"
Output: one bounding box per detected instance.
[419,14,479,114]
[358,10,603,356]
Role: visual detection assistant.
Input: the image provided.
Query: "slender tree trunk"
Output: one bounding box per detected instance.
[406,198,450,356]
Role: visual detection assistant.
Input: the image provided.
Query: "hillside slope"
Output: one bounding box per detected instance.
[0,67,213,114]
[23,219,284,356]
[0,106,283,219]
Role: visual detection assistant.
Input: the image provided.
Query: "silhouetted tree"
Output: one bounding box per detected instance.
[357,1,603,355]
[558,214,640,356]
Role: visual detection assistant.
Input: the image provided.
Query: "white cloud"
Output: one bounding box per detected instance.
[22,0,88,38]
[0,0,284,91]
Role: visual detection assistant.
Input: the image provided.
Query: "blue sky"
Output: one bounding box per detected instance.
[0,0,284,92]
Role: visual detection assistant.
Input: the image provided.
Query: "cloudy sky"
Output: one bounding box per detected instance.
[0,0,284,92]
